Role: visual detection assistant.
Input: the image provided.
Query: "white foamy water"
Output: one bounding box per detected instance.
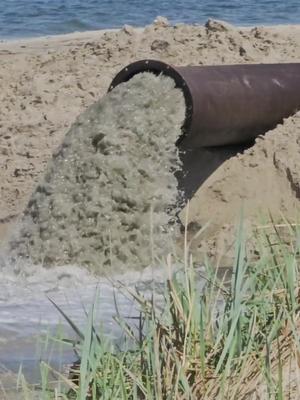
[0,257,177,379]
[9,73,185,271]
[0,263,168,335]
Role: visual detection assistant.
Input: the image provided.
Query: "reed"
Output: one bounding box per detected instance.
[19,219,300,399]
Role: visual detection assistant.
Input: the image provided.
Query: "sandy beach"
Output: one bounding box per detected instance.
[0,18,300,398]
[1,19,300,245]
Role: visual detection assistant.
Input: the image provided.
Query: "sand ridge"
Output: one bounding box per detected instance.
[181,113,300,261]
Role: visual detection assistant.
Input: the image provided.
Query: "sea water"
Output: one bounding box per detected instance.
[0,0,299,39]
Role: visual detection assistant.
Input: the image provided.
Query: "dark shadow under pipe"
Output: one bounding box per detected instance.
[176,142,253,202]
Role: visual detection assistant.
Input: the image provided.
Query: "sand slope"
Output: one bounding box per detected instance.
[180,113,300,261]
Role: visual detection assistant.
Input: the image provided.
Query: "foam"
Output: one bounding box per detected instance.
[8,73,185,272]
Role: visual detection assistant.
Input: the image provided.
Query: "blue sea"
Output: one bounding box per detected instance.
[0,0,299,40]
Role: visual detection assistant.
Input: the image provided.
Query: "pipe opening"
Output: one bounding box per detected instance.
[109,59,193,144]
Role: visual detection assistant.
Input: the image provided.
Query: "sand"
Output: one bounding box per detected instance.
[1,18,300,260]
[180,113,300,262]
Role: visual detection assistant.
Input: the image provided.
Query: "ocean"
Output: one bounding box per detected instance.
[0,0,299,39]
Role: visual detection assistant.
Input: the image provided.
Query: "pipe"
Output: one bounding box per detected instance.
[109,60,300,148]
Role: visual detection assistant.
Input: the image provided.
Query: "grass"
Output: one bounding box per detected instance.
[15,218,300,399]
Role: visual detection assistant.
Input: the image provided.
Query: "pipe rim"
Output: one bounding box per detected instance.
[108,59,193,143]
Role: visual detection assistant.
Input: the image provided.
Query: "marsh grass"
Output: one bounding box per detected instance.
[18,219,300,399]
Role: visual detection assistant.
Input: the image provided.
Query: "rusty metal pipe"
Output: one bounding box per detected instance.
[109,60,300,148]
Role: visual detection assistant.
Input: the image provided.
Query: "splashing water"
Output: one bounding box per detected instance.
[7,73,185,272]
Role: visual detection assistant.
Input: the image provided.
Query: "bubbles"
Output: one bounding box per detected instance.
[0,257,171,380]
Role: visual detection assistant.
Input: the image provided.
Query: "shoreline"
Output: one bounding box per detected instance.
[0,27,121,45]
[0,28,125,54]
[1,22,300,48]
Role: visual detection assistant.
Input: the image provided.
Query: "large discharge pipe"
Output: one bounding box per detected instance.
[109,60,300,148]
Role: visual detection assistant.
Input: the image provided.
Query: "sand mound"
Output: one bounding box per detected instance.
[181,113,300,260]
[8,73,185,271]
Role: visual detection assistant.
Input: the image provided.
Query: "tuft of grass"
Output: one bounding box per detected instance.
[22,219,300,399]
